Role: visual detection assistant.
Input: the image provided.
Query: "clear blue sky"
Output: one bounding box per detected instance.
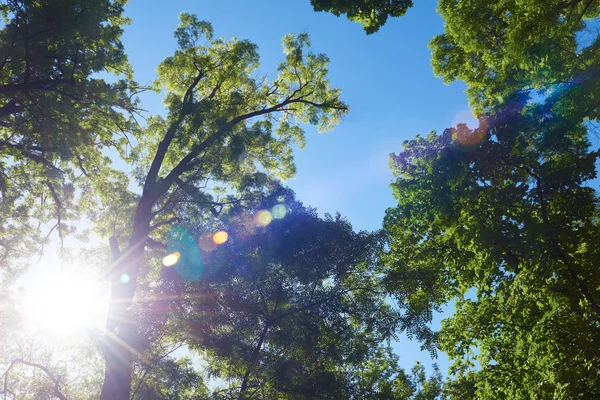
[121,0,478,376]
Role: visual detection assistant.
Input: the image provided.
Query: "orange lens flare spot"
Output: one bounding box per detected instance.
[455,131,485,145]
[254,210,273,227]
[162,251,181,267]
[453,122,487,146]
[213,231,228,245]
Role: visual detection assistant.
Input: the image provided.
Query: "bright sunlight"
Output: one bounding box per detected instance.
[19,269,108,338]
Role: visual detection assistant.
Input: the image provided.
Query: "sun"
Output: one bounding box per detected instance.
[20,269,109,338]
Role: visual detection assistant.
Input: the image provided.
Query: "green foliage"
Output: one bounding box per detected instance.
[355,346,444,399]
[310,0,413,33]
[412,3,600,396]
[99,14,349,400]
[121,14,348,227]
[0,332,106,400]
[131,356,209,400]
[0,0,139,269]
[140,190,398,399]
[430,0,600,114]
[383,95,600,398]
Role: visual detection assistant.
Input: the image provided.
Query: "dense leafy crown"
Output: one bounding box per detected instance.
[431,0,600,114]
[310,0,413,33]
[0,0,138,270]
[383,95,600,397]
[101,13,349,248]
[139,192,396,399]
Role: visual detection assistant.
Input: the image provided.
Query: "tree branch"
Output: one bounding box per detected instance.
[130,343,185,400]
[45,181,63,249]
[501,157,600,318]
[0,99,24,120]
[0,141,63,173]
[154,97,344,201]
[148,217,179,233]
[272,286,372,323]
[0,140,58,153]
[1,359,68,400]
[109,236,121,262]
[238,323,270,400]
[143,71,205,194]
[145,237,167,250]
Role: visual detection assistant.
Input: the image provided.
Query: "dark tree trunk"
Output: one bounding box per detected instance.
[100,198,154,400]
[238,323,270,400]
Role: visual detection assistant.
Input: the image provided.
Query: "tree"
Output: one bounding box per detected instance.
[0,0,139,270]
[411,3,600,396]
[98,14,348,399]
[136,190,397,399]
[430,0,600,114]
[0,322,107,399]
[130,355,209,400]
[382,95,600,397]
[354,346,443,399]
[309,0,413,34]
[0,357,74,400]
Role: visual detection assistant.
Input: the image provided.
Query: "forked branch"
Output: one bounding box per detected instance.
[1,359,68,400]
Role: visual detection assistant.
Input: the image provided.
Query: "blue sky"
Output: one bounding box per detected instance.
[120,0,479,375]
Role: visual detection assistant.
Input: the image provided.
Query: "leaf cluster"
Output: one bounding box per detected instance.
[135,191,401,399]
[383,95,600,397]
[310,0,413,34]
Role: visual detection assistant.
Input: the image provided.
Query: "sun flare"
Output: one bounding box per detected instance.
[20,270,108,338]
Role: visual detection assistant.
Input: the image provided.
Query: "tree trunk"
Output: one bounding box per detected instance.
[99,320,134,400]
[238,323,269,400]
[100,199,154,400]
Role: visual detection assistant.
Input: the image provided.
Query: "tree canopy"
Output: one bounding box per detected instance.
[98,13,350,400]
[122,188,447,399]
[310,0,413,33]
[430,0,600,114]
[142,191,397,399]
[381,3,600,396]
[383,94,600,397]
[0,0,139,272]
[2,0,600,399]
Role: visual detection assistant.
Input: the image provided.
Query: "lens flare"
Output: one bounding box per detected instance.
[120,273,130,284]
[453,119,487,146]
[271,204,287,219]
[162,251,180,267]
[454,126,483,145]
[198,232,217,252]
[167,226,204,281]
[451,109,479,130]
[213,230,228,244]
[254,210,273,227]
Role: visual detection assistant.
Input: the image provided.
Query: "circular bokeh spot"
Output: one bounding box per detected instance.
[453,121,487,146]
[163,251,181,267]
[271,204,287,219]
[213,230,228,245]
[120,273,130,284]
[167,226,203,281]
[198,232,217,252]
[254,210,273,227]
